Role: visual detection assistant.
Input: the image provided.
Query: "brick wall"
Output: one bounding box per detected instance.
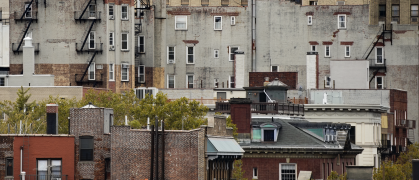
[111,126,204,180]
[230,103,251,134]
[0,137,13,179]
[249,72,298,89]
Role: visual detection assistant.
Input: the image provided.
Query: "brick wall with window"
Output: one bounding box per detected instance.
[0,137,13,178]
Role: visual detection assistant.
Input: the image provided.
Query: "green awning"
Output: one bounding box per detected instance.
[207,138,245,156]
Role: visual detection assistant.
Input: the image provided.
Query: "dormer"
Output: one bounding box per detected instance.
[251,122,282,142]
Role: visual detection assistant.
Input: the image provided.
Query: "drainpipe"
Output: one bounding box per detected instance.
[20,146,23,174]
[162,120,165,180]
[155,116,159,179]
[252,0,256,71]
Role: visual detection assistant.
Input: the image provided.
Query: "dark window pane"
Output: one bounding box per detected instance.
[6,159,13,176]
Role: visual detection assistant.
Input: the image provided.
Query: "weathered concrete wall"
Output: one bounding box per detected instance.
[0,0,10,19]
[0,86,83,102]
[309,89,391,107]
[0,21,9,68]
[330,60,369,89]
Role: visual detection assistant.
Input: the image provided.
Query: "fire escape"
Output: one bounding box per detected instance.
[74,0,103,87]
[12,0,39,55]
[362,24,392,84]
[135,0,151,57]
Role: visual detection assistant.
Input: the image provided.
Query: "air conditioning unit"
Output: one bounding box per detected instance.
[412,17,418,22]
[168,59,174,64]
[122,64,129,68]
[109,15,114,20]
[109,45,115,51]
[392,17,400,23]
[401,120,406,125]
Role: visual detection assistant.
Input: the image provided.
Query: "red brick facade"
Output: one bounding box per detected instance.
[230,103,251,134]
[249,72,298,89]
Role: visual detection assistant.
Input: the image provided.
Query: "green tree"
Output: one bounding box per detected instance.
[226,115,238,139]
[328,171,346,180]
[232,160,247,180]
[39,95,79,134]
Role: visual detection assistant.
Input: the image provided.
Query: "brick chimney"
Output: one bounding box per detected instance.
[46,104,58,134]
[306,52,319,90]
[229,98,252,135]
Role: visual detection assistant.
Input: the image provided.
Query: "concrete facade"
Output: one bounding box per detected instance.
[0,86,84,102]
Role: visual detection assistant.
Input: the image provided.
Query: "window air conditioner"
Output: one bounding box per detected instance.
[110,15,114,20]
[122,64,129,68]
[168,59,174,64]
[109,45,115,51]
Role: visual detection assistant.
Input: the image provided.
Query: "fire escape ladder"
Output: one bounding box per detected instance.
[362,25,384,60]
[80,20,96,52]
[79,0,93,21]
[369,69,380,83]
[23,136,30,173]
[79,52,97,82]
[16,20,33,54]
[20,0,35,20]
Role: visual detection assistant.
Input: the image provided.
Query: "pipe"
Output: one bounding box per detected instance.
[20,146,23,174]
[150,124,154,180]
[252,0,256,71]
[155,116,159,179]
[125,115,128,125]
[162,120,165,180]
[147,117,150,130]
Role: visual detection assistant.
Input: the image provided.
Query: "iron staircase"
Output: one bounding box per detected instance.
[13,0,39,54]
[76,52,98,85]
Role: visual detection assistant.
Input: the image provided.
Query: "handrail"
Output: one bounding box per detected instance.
[362,25,384,60]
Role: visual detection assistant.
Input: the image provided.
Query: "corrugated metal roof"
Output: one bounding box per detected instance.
[207,138,245,155]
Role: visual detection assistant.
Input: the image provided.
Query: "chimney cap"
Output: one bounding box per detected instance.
[23,36,33,47]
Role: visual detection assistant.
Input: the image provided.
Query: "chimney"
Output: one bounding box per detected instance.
[306,52,318,90]
[229,98,252,135]
[263,77,270,86]
[46,104,58,134]
[234,50,245,88]
[22,36,34,76]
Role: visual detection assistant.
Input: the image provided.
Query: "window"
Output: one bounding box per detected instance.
[214,49,219,58]
[138,65,145,83]
[271,66,278,72]
[229,76,235,88]
[0,77,4,86]
[311,45,316,52]
[231,16,236,25]
[135,88,156,100]
[88,4,96,18]
[24,3,32,18]
[325,45,330,57]
[325,76,331,87]
[345,45,350,57]
[187,46,194,64]
[38,159,62,178]
[338,15,346,29]
[376,47,384,64]
[6,158,12,176]
[88,62,95,80]
[392,5,399,17]
[280,164,296,180]
[214,16,222,30]
[379,5,386,17]
[89,32,95,49]
[109,4,114,19]
[308,16,312,25]
[122,33,128,50]
[376,76,384,89]
[214,79,219,88]
[175,16,187,30]
[109,32,114,47]
[138,36,145,53]
[167,46,175,63]
[264,130,274,141]
[253,167,258,179]
[349,126,356,144]
[109,64,114,81]
[168,75,175,88]
[121,64,129,81]
[121,5,128,20]
[187,75,194,88]
[80,137,93,161]
[309,1,317,5]
[229,46,239,61]
[412,5,418,17]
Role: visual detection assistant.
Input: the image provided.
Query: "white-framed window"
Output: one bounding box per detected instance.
[271,66,278,72]
[89,32,95,49]
[109,4,114,19]
[138,65,145,83]
[138,36,145,53]
[376,47,384,64]
[253,167,258,179]
[214,49,219,58]
[231,16,236,25]
[109,32,114,47]
[37,159,61,177]
[376,76,384,89]
[109,64,114,81]
[121,63,129,81]
[338,14,346,29]
[325,45,330,57]
[308,16,312,25]
[175,16,187,30]
[186,46,195,64]
[311,45,316,52]
[24,3,32,18]
[345,45,350,57]
[229,75,235,88]
[229,46,239,61]
[325,76,331,87]
[214,16,222,30]
[187,75,194,88]
[88,62,95,80]
[121,33,128,50]
[121,5,128,20]
[88,4,96,18]
[135,88,158,100]
[309,1,317,5]
[168,75,175,88]
[279,164,297,180]
[214,79,219,88]
[167,46,175,64]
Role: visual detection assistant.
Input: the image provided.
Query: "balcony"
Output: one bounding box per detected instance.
[75,73,104,86]
[21,175,69,180]
[369,59,386,69]
[74,11,101,22]
[135,46,145,55]
[14,11,38,22]
[380,139,391,149]
[12,43,40,54]
[215,102,304,116]
[76,43,103,53]
[395,119,411,128]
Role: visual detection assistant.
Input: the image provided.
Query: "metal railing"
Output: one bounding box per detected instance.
[368,59,386,68]
[169,98,229,105]
[215,102,231,113]
[76,43,103,52]
[74,11,101,20]
[215,102,304,116]
[75,73,104,83]
[0,19,10,25]
[381,139,391,149]
[251,103,278,114]
[20,175,68,180]
[14,11,38,21]
[396,119,410,128]
[12,43,40,53]
[135,46,145,54]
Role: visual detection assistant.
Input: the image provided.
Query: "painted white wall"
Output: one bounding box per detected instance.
[330,60,369,89]
[0,22,9,68]
[306,54,317,90]
[235,53,245,89]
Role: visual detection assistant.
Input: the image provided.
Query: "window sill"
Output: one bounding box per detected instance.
[214,29,222,31]
[175,29,188,31]
[229,60,235,62]
[345,56,351,58]
[109,80,115,82]
[121,19,129,21]
[325,56,331,58]
[308,24,312,26]
[121,80,130,82]
[338,28,347,30]
[121,49,130,52]
[79,161,95,164]
[186,63,195,65]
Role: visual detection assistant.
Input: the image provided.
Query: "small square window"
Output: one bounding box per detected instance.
[271,66,278,72]
[309,1,317,5]
[214,49,219,58]
[338,15,346,29]
[214,79,219,88]
[214,16,222,30]
[308,16,312,25]
[175,16,187,30]
[280,164,296,180]
[231,16,236,25]
[345,45,350,57]
[325,45,330,57]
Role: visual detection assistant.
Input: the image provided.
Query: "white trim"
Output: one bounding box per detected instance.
[231,16,236,25]
[186,75,194,88]
[308,16,312,25]
[167,75,175,88]
[138,65,145,83]
[271,66,278,72]
[338,14,346,29]
[109,4,114,19]
[121,33,129,51]
[121,63,129,81]
[167,46,176,64]
[279,163,297,180]
[375,76,384,89]
[186,46,195,64]
[175,16,188,30]
[121,4,129,20]
[24,3,32,18]
[109,63,114,81]
[375,47,384,64]
[88,62,95,80]
[214,16,222,30]
[325,45,330,57]
[229,46,239,61]
[214,49,219,58]
[345,45,350,57]
[138,36,145,53]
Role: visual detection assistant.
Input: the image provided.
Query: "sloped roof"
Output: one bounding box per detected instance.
[207,137,245,156]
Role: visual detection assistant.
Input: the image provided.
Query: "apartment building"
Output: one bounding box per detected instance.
[0,0,9,82]
[8,0,136,93]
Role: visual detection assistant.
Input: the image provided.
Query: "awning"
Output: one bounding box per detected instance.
[207,138,245,156]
